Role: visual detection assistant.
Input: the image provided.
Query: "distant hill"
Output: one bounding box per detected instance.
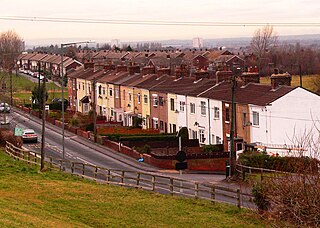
[25,34,320,50]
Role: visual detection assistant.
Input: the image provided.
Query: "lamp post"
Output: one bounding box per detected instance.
[60,41,93,161]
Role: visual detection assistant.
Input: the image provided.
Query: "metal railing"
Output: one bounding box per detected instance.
[5,141,255,209]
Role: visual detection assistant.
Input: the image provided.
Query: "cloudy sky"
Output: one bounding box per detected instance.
[0,0,319,44]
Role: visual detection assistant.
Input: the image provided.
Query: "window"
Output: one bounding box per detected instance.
[180,101,185,112]
[201,101,206,115]
[214,107,220,119]
[199,129,205,143]
[253,111,259,126]
[115,89,119,98]
[88,84,91,93]
[170,98,175,111]
[159,96,164,106]
[216,136,222,144]
[123,90,125,100]
[129,92,132,101]
[160,121,164,130]
[109,88,113,97]
[190,103,195,114]
[78,82,81,90]
[153,119,159,129]
[84,104,89,112]
[153,97,158,106]
[173,124,176,133]
[144,95,148,104]
[111,108,114,116]
[137,93,141,103]
[98,85,102,95]
[242,112,247,126]
[225,107,230,122]
[236,143,243,151]
[102,87,106,95]
[82,83,84,90]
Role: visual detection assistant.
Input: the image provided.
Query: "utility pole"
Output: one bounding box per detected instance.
[230,74,236,177]
[61,45,65,161]
[38,61,41,118]
[299,64,302,87]
[10,67,13,107]
[40,74,46,171]
[92,77,97,142]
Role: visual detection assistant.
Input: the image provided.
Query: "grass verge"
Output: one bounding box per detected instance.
[0,150,265,227]
[260,74,319,92]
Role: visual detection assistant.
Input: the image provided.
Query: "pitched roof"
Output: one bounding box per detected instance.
[134,74,168,90]
[29,53,48,61]
[199,81,294,106]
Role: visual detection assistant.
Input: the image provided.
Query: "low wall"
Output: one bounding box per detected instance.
[77,129,89,139]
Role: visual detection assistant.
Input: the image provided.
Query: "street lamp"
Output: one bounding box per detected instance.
[60,41,94,161]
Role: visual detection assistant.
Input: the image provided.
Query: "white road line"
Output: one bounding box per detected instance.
[76,157,95,166]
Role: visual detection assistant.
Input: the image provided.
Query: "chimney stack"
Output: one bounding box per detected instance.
[271,72,292,89]
[116,65,128,73]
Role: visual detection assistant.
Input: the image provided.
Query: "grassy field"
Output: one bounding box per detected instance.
[0,150,265,227]
[260,74,319,92]
[0,72,66,104]
[0,72,62,92]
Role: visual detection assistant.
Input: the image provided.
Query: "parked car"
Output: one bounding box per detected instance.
[22,129,38,143]
[0,103,10,113]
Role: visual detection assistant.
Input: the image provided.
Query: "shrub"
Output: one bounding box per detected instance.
[69,117,79,126]
[136,144,151,154]
[238,151,319,173]
[48,112,58,119]
[85,123,94,132]
[202,144,224,153]
[178,127,189,140]
[252,183,270,212]
[0,129,23,148]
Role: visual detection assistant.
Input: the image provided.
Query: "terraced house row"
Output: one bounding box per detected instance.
[17,52,82,78]
[67,61,320,154]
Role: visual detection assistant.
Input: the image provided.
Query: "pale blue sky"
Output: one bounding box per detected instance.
[0,0,319,44]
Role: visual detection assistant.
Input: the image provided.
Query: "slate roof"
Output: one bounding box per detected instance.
[199,81,294,106]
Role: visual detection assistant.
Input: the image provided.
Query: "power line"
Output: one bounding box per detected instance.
[1,16,320,27]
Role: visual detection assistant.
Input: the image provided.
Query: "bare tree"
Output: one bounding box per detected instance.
[250,25,278,74]
[0,30,24,106]
[0,30,24,69]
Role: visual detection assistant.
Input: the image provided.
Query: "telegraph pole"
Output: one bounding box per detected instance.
[299,64,302,87]
[230,75,236,177]
[92,77,97,142]
[40,74,46,171]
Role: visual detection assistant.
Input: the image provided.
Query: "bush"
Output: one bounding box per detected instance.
[48,112,58,119]
[263,173,320,227]
[136,144,151,154]
[119,135,177,142]
[178,127,189,140]
[252,183,270,212]
[202,144,224,153]
[69,117,79,126]
[85,123,94,132]
[238,151,319,173]
[0,129,23,148]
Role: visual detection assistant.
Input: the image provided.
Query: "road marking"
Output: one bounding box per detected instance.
[76,157,95,166]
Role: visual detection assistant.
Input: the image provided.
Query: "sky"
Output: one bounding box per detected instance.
[0,0,320,45]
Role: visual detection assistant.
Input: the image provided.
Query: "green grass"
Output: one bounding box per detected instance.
[0,72,61,92]
[0,72,66,104]
[0,150,265,227]
[260,74,320,92]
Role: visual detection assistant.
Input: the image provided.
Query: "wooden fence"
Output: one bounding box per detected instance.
[5,141,254,209]
[236,163,288,181]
